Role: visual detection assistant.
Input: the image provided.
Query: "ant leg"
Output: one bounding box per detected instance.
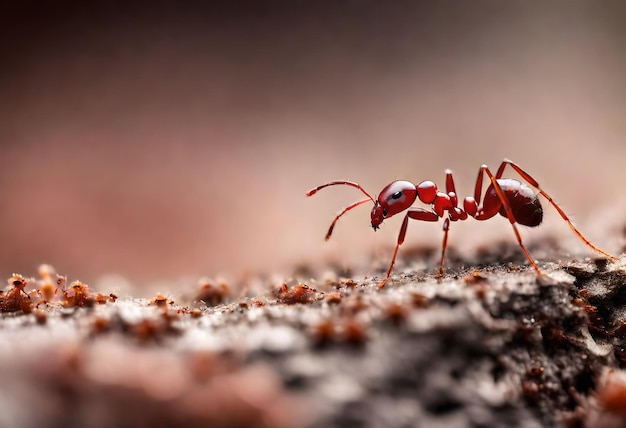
[377,208,439,289]
[463,166,491,217]
[324,198,372,240]
[495,159,508,178]
[473,168,485,204]
[495,159,617,261]
[306,181,375,202]
[438,218,451,276]
[444,169,459,206]
[480,166,542,274]
[378,215,409,289]
[445,170,467,220]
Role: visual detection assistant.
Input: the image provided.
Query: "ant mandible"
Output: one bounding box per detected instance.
[307,159,618,288]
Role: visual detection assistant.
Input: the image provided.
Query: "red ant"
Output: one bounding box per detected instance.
[307,159,617,288]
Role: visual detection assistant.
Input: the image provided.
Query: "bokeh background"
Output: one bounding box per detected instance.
[2,1,625,289]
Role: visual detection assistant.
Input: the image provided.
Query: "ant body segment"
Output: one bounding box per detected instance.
[307,159,617,288]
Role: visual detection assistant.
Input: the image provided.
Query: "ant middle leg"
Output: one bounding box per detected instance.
[444,169,458,205]
[444,169,467,221]
[476,165,542,274]
[438,218,451,277]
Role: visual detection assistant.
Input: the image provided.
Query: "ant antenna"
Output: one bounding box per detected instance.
[306,181,375,240]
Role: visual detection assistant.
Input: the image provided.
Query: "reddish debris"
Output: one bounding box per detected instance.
[338,278,358,289]
[595,369,626,422]
[62,281,92,308]
[196,278,230,306]
[310,316,368,346]
[411,292,430,308]
[33,308,48,325]
[37,264,65,302]
[463,270,489,284]
[340,317,368,345]
[250,298,266,307]
[277,283,318,305]
[129,315,180,343]
[150,293,174,310]
[131,319,164,342]
[325,291,342,304]
[521,379,540,400]
[0,274,33,313]
[94,293,117,305]
[311,319,336,346]
[90,316,113,335]
[384,302,409,325]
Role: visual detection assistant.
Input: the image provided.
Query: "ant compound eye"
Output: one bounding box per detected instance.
[376,181,417,219]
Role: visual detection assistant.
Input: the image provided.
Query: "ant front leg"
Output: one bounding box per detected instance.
[495,159,617,261]
[377,208,439,289]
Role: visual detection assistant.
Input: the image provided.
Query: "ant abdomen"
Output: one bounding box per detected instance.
[487,179,543,227]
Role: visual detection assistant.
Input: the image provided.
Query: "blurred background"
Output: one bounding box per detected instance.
[1,1,625,289]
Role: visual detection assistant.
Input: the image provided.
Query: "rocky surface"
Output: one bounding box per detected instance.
[1,249,626,428]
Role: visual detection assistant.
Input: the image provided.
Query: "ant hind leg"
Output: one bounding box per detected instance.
[496,159,617,261]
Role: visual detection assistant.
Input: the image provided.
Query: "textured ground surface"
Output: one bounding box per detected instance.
[1,245,626,428]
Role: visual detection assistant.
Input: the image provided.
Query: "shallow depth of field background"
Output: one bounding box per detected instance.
[2,2,625,289]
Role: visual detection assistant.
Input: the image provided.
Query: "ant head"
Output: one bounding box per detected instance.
[371,180,417,230]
